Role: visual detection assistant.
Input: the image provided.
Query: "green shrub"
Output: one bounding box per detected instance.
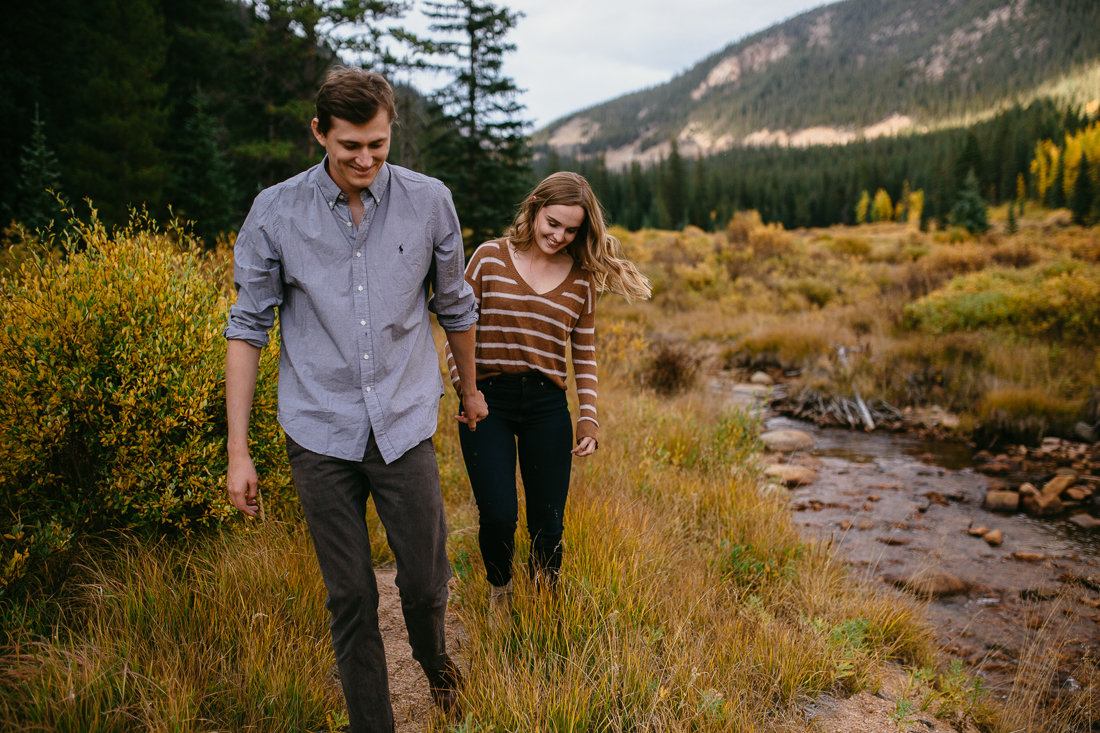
[905,260,1100,338]
[0,211,287,622]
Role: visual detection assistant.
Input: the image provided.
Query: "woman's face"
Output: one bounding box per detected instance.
[533,204,585,257]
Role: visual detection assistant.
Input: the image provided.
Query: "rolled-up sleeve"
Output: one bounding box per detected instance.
[224,192,283,348]
[427,188,478,332]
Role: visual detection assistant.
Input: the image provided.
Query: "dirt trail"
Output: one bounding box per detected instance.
[375,568,462,733]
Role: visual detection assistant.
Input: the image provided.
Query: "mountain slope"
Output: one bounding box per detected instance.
[536,0,1100,167]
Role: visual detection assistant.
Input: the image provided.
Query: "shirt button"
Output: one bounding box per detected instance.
[346,221,352,228]
[365,387,372,392]
[356,251,361,257]
[361,320,366,326]
[358,285,363,291]
[363,354,369,360]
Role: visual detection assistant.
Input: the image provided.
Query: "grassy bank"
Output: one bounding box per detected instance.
[607,207,1100,445]
[1,357,945,731]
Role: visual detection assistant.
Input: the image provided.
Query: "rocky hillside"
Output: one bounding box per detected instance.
[536,0,1100,167]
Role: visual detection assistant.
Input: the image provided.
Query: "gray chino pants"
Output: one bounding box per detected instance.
[286,432,452,733]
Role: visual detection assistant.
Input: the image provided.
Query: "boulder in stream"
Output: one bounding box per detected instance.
[760,429,815,452]
[1022,492,1063,516]
[983,491,1019,512]
[1070,514,1100,530]
[888,570,970,598]
[750,371,774,385]
[1043,474,1076,497]
[764,464,817,487]
[983,529,1004,546]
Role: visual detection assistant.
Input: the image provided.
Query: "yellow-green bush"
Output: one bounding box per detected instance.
[905,259,1100,338]
[0,212,287,618]
[977,387,1082,445]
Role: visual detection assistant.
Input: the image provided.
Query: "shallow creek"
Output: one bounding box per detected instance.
[721,381,1100,695]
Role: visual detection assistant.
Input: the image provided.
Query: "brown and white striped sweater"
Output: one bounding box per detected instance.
[445,240,599,441]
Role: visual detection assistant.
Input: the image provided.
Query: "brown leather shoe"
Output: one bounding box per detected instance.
[425,656,462,716]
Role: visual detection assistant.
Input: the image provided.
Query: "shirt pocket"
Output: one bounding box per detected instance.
[389,235,433,293]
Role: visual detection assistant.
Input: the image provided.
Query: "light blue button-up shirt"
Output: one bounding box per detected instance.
[225,160,477,464]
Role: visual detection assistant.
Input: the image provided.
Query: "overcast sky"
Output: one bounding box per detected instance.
[389,0,834,130]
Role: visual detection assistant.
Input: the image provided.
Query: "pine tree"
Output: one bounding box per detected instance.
[14,107,64,231]
[422,0,531,248]
[1007,198,1018,234]
[663,138,687,229]
[172,92,237,243]
[1072,152,1094,226]
[951,170,989,234]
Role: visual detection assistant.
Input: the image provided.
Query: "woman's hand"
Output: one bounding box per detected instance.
[571,437,597,457]
[456,389,488,430]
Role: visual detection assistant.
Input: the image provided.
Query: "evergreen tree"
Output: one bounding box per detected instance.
[689,155,710,229]
[1072,152,1094,226]
[1007,199,1018,234]
[14,107,64,231]
[663,138,687,229]
[173,92,237,243]
[422,0,531,247]
[951,170,989,234]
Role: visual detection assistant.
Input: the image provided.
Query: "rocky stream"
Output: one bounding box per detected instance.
[716,371,1100,703]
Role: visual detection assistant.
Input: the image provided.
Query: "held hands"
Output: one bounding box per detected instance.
[572,437,597,457]
[456,389,489,431]
[227,451,261,518]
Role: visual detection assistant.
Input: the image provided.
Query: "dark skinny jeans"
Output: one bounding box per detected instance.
[459,372,574,587]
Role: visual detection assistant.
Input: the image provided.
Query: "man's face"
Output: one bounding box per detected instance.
[311,112,391,192]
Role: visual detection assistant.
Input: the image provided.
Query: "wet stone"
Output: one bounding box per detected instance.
[983,491,1019,512]
[764,464,817,487]
[983,529,1004,546]
[888,570,970,598]
[856,520,875,531]
[1070,514,1100,530]
[750,371,774,385]
[1014,552,1047,563]
[759,429,815,452]
[968,526,990,537]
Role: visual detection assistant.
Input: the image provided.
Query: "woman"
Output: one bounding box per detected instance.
[445,172,651,608]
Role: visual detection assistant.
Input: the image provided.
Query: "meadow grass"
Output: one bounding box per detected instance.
[610,216,1100,442]
[437,379,937,732]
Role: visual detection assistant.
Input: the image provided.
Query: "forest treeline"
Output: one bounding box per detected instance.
[551,101,1100,231]
[1,0,532,245]
[3,0,1099,245]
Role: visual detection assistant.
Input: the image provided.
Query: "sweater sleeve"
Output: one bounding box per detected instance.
[444,246,486,392]
[571,272,599,442]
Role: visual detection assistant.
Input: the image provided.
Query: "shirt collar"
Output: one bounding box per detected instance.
[316,156,391,208]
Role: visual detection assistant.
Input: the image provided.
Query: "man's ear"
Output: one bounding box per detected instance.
[310,118,326,147]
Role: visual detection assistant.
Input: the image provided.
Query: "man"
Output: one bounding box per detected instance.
[224,66,487,733]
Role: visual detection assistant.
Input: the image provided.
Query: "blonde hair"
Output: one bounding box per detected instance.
[507,172,652,300]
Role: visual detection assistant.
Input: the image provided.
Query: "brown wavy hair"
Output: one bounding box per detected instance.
[507,172,651,300]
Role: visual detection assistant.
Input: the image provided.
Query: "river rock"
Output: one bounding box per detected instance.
[750,371,774,385]
[983,491,1019,512]
[983,529,1004,546]
[889,570,969,598]
[1070,514,1100,530]
[1022,491,1063,516]
[857,520,874,530]
[839,519,853,530]
[759,429,815,452]
[1013,551,1046,562]
[1067,488,1090,501]
[764,464,817,487]
[1019,482,1039,497]
[1043,475,1076,497]
[968,525,989,537]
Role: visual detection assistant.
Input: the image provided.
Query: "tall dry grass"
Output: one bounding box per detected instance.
[0,523,343,731]
[437,374,937,731]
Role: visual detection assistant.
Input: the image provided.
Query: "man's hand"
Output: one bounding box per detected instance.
[457,388,488,431]
[572,437,597,457]
[227,451,260,517]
